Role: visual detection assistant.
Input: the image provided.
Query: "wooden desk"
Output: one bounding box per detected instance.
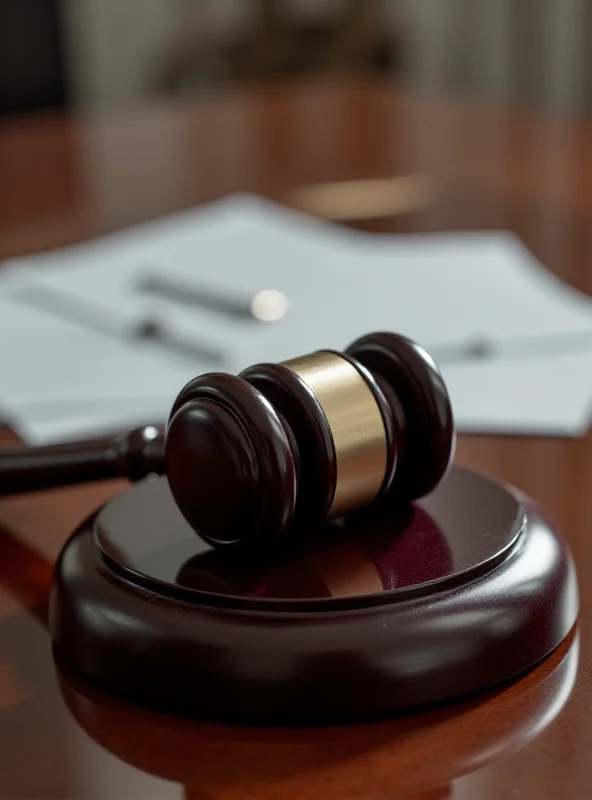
[1,79,591,799]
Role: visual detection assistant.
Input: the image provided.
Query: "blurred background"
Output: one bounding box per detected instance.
[2,9,592,797]
[2,0,592,444]
[1,0,590,118]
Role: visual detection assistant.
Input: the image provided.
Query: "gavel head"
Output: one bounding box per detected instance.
[165,332,455,548]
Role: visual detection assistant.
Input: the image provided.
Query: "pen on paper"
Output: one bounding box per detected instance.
[430,331,592,366]
[137,273,289,323]
[12,285,228,366]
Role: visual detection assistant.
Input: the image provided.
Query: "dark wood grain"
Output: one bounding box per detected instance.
[2,79,592,798]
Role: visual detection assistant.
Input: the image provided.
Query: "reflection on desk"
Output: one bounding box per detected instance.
[55,630,578,800]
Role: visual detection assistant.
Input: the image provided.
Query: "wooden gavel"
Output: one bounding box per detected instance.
[0,332,455,548]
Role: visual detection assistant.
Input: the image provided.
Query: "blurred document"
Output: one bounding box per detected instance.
[443,351,592,437]
[2,193,592,442]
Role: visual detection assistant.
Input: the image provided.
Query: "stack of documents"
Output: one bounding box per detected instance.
[2,194,592,444]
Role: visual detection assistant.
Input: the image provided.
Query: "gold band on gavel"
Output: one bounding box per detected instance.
[281,351,388,517]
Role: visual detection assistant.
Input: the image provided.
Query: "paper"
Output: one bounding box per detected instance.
[443,351,592,436]
[0,297,205,405]
[3,193,592,443]
[9,398,172,445]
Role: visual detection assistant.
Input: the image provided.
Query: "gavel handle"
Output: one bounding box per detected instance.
[0,426,165,496]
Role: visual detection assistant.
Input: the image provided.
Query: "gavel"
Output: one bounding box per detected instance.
[0,332,454,548]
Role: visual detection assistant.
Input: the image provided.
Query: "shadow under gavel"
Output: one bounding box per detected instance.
[0,426,164,496]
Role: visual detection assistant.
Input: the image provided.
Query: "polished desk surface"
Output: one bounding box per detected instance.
[0,79,591,798]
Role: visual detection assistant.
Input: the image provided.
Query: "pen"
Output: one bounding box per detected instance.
[138,274,289,323]
[13,285,228,366]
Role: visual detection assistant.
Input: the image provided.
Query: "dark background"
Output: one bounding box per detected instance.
[0,0,68,115]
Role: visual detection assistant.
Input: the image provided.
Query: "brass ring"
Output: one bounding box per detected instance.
[282,351,387,517]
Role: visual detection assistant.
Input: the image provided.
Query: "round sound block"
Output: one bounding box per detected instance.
[49,467,578,723]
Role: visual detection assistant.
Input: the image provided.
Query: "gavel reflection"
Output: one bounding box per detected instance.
[177,505,453,600]
[0,332,455,549]
[55,628,578,800]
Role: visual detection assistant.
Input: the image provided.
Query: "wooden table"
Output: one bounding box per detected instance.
[0,79,591,799]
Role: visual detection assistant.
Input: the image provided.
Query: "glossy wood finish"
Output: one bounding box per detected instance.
[0,332,449,548]
[167,334,453,547]
[168,372,298,546]
[55,629,579,800]
[240,362,338,530]
[0,426,164,495]
[2,79,592,797]
[51,468,577,722]
[346,332,455,499]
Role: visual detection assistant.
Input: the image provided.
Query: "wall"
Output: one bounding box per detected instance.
[58,0,591,114]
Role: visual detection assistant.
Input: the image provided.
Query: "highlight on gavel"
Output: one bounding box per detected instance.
[0,332,455,549]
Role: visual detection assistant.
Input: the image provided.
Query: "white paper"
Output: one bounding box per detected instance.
[0,298,209,405]
[3,193,592,443]
[442,351,592,436]
[11,195,592,357]
[8,397,172,445]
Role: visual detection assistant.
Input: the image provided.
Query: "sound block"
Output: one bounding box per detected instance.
[49,467,578,723]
